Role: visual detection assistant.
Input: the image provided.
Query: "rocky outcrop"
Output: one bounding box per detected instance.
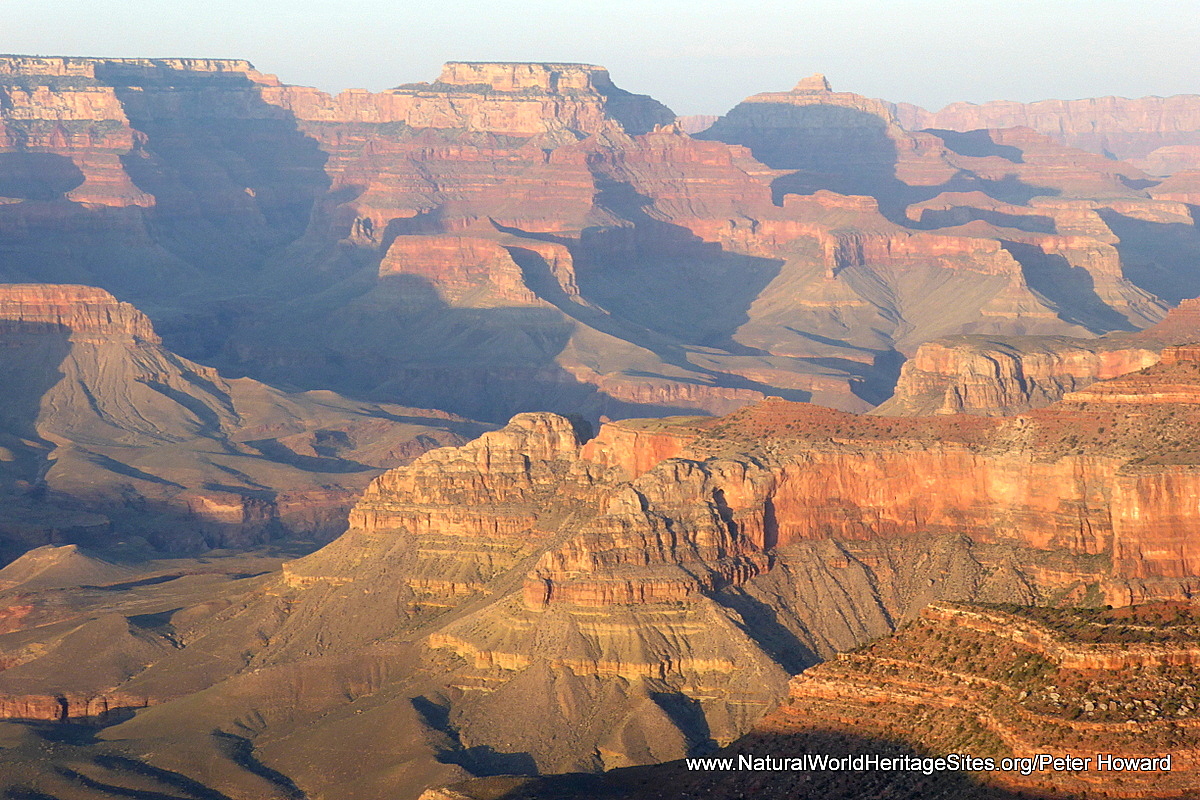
[0,691,151,722]
[879,336,1161,415]
[764,601,1200,797]
[881,297,1200,416]
[0,283,158,340]
[378,235,542,306]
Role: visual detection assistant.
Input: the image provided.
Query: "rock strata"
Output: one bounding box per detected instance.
[7,57,1200,422]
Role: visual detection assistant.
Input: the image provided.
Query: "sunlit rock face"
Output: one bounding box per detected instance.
[881,298,1200,416]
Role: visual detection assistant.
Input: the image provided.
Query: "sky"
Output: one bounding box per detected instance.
[4,0,1200,115]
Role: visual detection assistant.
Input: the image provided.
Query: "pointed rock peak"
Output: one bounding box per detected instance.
[794,73,832,93]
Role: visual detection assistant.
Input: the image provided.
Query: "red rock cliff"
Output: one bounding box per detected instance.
[0,283,158,341]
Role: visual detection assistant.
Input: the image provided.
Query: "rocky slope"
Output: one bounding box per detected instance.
[0,283,484,557]
[454,601,1200,799]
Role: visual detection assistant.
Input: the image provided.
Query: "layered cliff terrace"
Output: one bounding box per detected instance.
[767,600,1200,797]
[0,54,276,88]
[0,283,158,341]
[645,347,1200,463]
[398,62,619,95]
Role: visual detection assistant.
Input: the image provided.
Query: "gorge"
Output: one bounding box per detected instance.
[2,54,1200,799]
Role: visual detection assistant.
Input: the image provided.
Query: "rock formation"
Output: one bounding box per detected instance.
[459,601,1200,799]
[3,355,1199,796]
[756,601,1200,797]
[4,57,1200,423]
[881,296,1200,415]
[898,93,1200,165]
[0,283,484,555]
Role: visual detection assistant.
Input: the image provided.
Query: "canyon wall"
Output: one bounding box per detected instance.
[248,359,1200,777]
[8,355,1200,793]
[898,93,1200,166]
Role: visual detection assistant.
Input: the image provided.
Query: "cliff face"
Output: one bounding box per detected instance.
[263,61,674,137]
[9,362,1200,793]
[879,336,1161,415]
[0,283,158,341]
[232,362,1200,780]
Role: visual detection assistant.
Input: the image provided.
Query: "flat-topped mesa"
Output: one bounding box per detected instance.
[0,284,159,342]
[697,74,907,192]
[0,55,278,85]
[0,55,99,79]
[710,74,901,126]
[368,61,674,136]
[437,62,616,93]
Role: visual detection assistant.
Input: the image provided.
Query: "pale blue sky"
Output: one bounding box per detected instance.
[4,0,1199,115]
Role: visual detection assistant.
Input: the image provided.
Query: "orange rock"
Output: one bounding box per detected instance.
[0,283,158,341]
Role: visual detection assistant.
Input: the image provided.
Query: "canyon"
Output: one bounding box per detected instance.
[4,53,1200,799]
[5,58,1200,425]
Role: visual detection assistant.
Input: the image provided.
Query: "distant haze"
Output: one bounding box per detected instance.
[6,0,1199,115]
